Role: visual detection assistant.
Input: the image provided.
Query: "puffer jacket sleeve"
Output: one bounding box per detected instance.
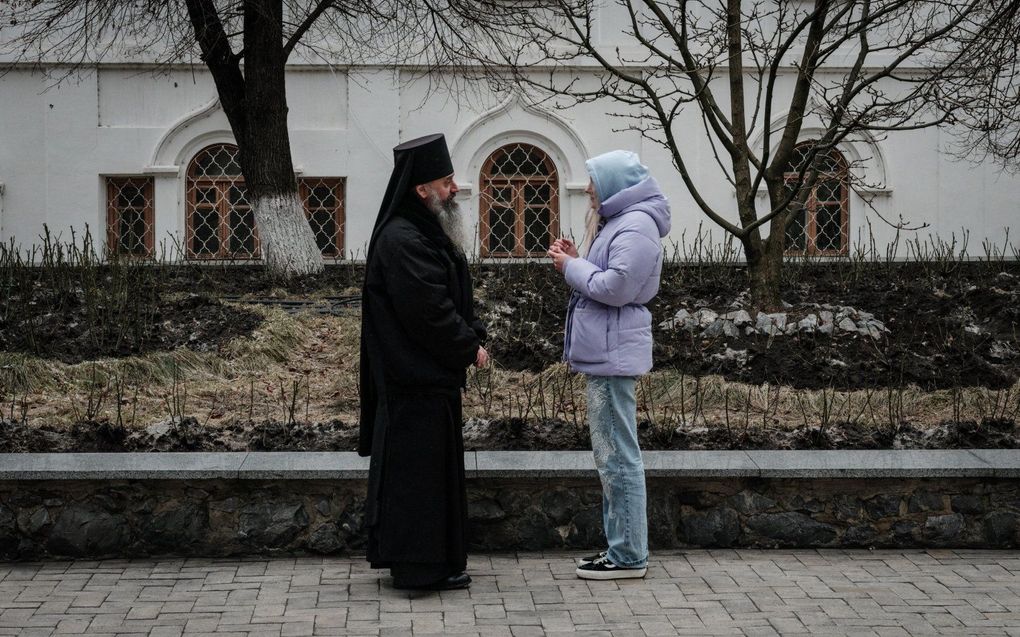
[383,235,480,370]
[563,214,660,307]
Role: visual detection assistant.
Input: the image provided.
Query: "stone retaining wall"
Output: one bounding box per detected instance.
[1,451,1018,558]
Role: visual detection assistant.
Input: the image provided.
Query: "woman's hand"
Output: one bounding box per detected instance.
[475,345,489,368]
[548,237,578,273]
[551,238,579,258]
[547,245,572,273]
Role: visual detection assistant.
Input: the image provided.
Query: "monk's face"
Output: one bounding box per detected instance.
[415,173,458,204]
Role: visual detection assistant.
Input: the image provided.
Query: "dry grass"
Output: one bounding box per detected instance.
[465,365,1020,434]
[632,371,1020,434]
[2,306,1018,437]
[0,306,342,430]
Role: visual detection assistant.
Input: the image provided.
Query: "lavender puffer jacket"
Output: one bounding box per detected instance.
[562,177,671,376]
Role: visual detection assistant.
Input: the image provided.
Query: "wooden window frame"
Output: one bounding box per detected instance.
[185,144,260,260]
[298,177,346,259]
[479,144,560,258]
[783,144,850,257]
[105,176,154,259]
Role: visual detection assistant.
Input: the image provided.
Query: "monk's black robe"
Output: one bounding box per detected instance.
[359,196,484,585]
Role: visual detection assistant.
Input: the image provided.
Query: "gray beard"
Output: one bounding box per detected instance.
[425,190,466,253]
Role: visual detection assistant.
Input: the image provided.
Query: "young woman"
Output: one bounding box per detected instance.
[547,150,671,580]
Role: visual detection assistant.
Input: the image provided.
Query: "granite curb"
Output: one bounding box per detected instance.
[0,449,1007,480]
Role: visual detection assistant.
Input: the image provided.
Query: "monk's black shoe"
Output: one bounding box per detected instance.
[431,572,471,590]
[394,572,471,591]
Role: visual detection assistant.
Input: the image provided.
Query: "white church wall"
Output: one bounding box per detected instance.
[857,120,1019,257]
[0,70,107,247]
[631,68,1020,259]
[0,66,357,258]
[933,126,1017,256]
[1,60,1019,262]
[979,160,1020,254]
[0,70,47,246]
[98,69,217,128]
[398,71,649,256]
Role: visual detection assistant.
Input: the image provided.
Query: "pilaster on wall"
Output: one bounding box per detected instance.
[47,71,103,245]
[0,181,6,243]
[152,175,184,260]
[344,70,401,260]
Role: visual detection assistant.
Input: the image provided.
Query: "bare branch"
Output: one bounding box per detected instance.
[283,0,333,61]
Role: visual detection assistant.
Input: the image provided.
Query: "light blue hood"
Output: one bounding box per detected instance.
[586,150,649,204]
[598,177,671,238]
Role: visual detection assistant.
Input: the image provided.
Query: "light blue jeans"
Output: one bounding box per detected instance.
[586,375,648,568]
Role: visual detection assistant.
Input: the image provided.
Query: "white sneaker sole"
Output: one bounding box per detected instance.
[575,566,647,580]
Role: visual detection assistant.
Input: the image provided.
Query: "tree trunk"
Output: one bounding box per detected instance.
[241,0,322,277]
[185,0,323,278]
[745,232,785,311]
[240,153,323,278]
[249,191,322,275]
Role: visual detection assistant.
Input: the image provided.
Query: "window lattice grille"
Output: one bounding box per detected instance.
[186,145,347,260]
[299,177,345,259]
[479,143,560,257]
[783,142,849,256]
[106,177,154,258]
[186,144,258,260]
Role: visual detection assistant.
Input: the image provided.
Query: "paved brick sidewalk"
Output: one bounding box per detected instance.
[3,550,1020,636]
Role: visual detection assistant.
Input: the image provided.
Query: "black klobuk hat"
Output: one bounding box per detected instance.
[393,133,455,186]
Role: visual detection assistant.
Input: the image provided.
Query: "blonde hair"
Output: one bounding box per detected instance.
[580,206,600,257]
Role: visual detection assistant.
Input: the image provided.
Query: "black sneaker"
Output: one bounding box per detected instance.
[577,550,607,565]
[575,554,647,580]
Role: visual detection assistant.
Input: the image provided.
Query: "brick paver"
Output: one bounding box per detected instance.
[3,550,1020,636]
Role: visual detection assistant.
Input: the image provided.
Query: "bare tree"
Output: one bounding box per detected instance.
[1,0,391,277]
[938,1,1020,169]
[420,0,1014,308]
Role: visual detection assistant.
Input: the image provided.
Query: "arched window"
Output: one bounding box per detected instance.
[185,145,348,260]
[479,143,559,257]
[783,142,849,256]
[186,144,258,259]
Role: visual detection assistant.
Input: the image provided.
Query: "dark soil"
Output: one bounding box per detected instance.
[0,262,368,363]
[4,261,1018,389]
[3,415,1019,452]
[660,264,1020,390]
[475,262,1020,391]
[2,258,1019,456]
[0,292,262,363]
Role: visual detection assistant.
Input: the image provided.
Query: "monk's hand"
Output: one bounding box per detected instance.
[475,346,489,368]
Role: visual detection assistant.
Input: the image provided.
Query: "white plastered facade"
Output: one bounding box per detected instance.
[0,59,1018,260]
